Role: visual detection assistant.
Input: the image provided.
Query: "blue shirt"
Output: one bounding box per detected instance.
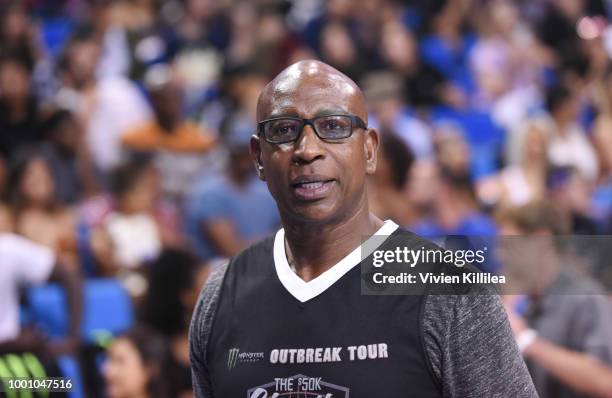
[184,174,280,260]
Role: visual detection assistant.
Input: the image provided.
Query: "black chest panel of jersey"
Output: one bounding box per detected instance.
[207,232,442,398]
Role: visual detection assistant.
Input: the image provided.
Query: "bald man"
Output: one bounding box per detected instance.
[189,61,537,397]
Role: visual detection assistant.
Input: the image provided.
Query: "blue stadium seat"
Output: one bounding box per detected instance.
[26,284,66,339]
[58,355,85,398]
[81,279,133,343]
[26,279,133,343]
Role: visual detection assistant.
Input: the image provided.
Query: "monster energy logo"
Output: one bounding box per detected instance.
[227,348,265,370]
[228,348,240,370]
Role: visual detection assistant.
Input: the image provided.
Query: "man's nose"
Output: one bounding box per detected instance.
[292,124,325,164]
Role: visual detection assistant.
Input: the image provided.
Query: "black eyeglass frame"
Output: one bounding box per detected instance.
[257,114,368,144]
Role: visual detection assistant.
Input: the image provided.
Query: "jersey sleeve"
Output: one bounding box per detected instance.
[189,260,229,398]
[421,286,539,397]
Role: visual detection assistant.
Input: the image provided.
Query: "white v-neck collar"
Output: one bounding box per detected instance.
[273,219,399,303]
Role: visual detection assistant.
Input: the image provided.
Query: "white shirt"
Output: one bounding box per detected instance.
[0,234,55,342]
[500,166,534,206]
[87,77,152,171]
[105,213,161,268]
[548,122,599,181]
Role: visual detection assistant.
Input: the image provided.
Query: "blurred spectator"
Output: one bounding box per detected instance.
[8,147,79,270]
[320,20,365,82]
[548,166,600,234]
[224,1,269,70]
[103,326,170,398]
[0,2,40,66]
[97,0,180,79]
[419,0,477,94]
[255,5,299,77]
[0,54,44,157]
[498,200,612,398]
[362,71,433,158]
[368,130,416,225]
[198,65,267,140]
[432,122,471,177]
[379,19,447,109]
[86,0,131,79]
[591,67,612,229]
[140,249,213,398]
[122,64,216,200]
[406,159,439,226]
[40,108,98,203]
[302,0,357,54]
[410,163,497,237]
[175,0,229,52]
[90,157,179,276]
[469,1,544,132]
[170,0,228,114]
[184,113,279,261]
[56,28,151,173]
[0,233,82,358]
[479,118,550,207]
[533,0,604,72]
[410,173,497,235]
[543,83,599,180]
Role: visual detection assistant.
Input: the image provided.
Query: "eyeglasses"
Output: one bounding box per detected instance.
[257,114,367,144]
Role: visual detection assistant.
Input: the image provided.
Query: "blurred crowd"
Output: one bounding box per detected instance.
[0,0,611,397]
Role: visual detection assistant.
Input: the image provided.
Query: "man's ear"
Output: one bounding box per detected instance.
[364,128,379,175]
[250,134,266,181]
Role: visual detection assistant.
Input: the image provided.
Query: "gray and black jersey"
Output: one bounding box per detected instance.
[189,220,538,398]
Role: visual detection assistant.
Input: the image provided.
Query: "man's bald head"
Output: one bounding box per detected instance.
[251,59,378,225]
[256,60,368,123]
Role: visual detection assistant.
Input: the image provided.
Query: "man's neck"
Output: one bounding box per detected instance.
[282,205,383,282]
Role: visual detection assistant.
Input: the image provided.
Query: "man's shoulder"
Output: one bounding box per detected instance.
[228,233,277,270]
[193,233,277,303]
[192,233,280,323]
[190,235,278,344]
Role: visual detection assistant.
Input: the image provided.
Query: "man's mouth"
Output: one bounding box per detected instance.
[290,176,336,201]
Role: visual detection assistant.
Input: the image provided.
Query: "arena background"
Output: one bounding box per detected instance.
[0,0,611,397]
